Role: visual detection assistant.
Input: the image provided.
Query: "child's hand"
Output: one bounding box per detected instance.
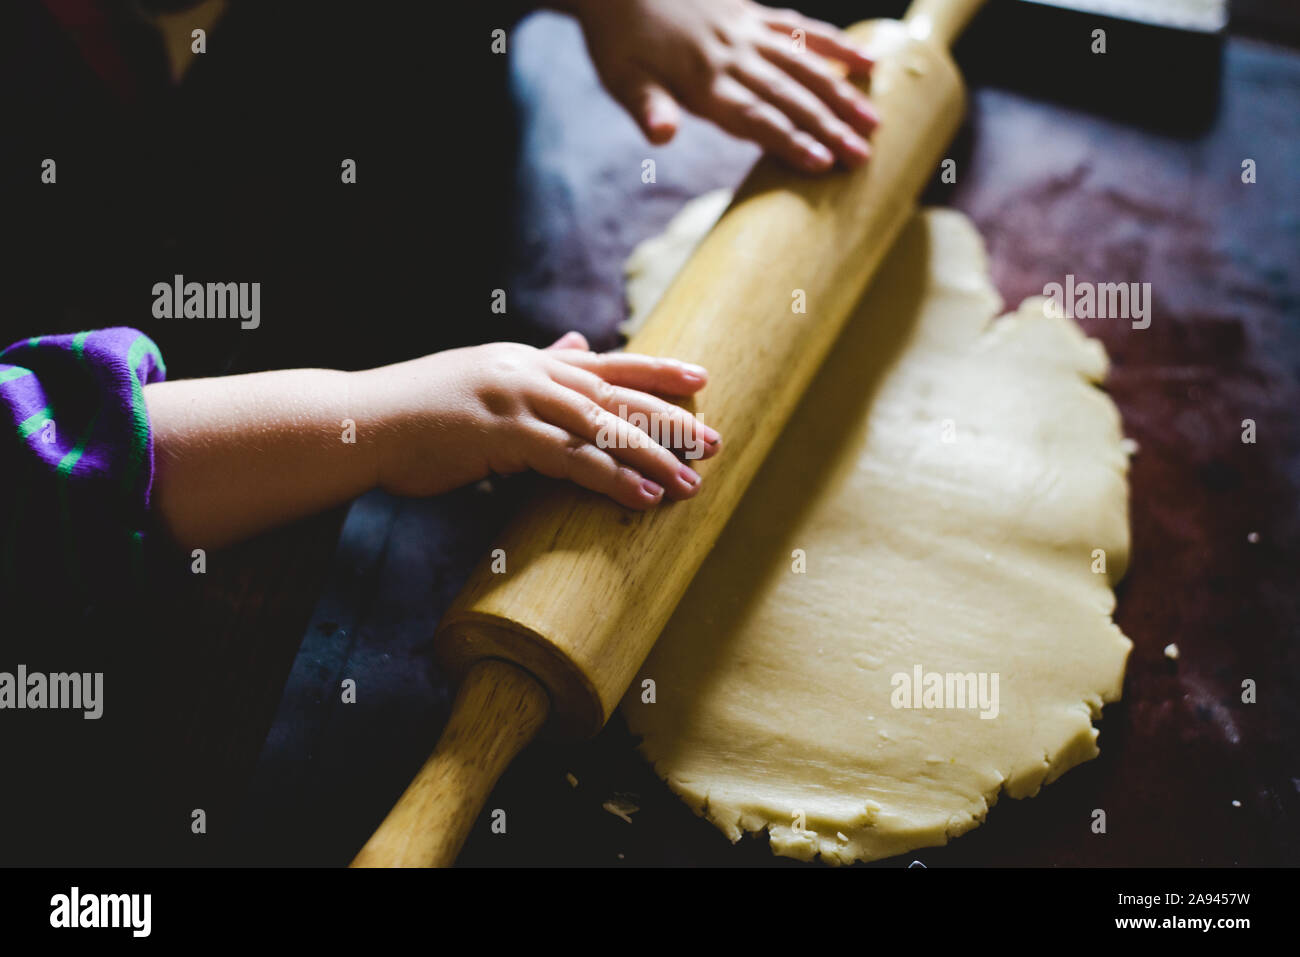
[561,0,878,172]
[362,332,721,510]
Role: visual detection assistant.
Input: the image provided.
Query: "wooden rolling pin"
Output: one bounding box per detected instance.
[352,0,986,867]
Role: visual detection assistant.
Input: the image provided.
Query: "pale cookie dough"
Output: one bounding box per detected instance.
[621,188,734,340]
[620,198,1133,865]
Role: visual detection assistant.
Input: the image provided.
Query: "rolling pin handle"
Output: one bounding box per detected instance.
[903,0,988,48]
[350,659,551,867]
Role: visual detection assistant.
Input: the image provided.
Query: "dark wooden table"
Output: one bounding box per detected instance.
[194,11,1299,866]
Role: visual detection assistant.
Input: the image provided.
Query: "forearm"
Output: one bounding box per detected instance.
[141,335,720,550]
[143,369,378,550]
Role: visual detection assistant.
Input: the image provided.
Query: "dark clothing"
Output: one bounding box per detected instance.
[1,1,531,381]
[0,0,529,863]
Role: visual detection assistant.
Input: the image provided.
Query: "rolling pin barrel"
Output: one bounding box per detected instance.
[353,0,985,867]
[434,16,970,735]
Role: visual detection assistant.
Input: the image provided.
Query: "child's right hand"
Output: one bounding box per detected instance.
[359,332,721,510]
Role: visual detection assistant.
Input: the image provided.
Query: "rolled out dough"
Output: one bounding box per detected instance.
[620,197,1133,865]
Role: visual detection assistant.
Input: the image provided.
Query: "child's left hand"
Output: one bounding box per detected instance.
[558,0,879,172]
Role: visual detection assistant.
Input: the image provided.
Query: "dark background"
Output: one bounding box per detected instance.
[0,1,1297,866]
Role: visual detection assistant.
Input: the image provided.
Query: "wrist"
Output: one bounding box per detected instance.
[344,367,389,494]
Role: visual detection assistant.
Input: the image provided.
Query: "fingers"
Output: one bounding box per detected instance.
[729,54,871,167]
[530,385,703,501]
[546,360,721,463]
[756,37,878,136]
[701,73,835,173]
[549,348,709,396]
[522,420,667,510]
[507,342,722,509]
[762,9,875,75]
[607,70,682,145]
[546,331,589,351]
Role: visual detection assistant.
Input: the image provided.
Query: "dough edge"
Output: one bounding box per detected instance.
[623,198,1133,865]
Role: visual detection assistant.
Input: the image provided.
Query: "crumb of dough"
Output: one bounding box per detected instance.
[602,798,639,824]
[565,772,579,788]
[1120,437,1139,456]
[1164,643,1180,660]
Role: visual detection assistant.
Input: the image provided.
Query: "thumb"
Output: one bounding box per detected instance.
[609,73,681,145]
[546,331,589,351]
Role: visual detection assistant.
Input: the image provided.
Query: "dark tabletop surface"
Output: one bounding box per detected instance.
[195,11,1298,867]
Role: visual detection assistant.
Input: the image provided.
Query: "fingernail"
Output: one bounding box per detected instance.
[648,112,676,136]
[842,133,871,162]
[855,102,879,127]
[669,359,707,386]
[678,466,700,489]
[670,358,707,376]
[803,141,834,169]
[641,480,664,501]
[698,425,721,446]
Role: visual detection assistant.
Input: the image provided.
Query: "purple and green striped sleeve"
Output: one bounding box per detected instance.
[1,328,166,601]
